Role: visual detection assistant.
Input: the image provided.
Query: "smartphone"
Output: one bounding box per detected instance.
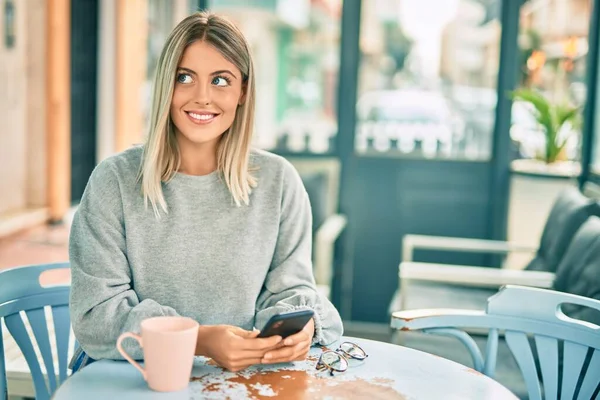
[257,309,314,339]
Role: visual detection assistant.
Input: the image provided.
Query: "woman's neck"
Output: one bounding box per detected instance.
[177,138,218,176]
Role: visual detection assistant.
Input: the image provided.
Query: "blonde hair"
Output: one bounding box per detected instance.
[140,11,257,217]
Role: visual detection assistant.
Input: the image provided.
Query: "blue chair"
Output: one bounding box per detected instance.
[0,262,71,400]
[391,285,600,400]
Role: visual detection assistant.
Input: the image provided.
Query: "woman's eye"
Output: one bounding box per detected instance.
[177,73,193,84]
[212,76,230,87]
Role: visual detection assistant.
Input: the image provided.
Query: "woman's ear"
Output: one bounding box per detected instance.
[238,82,247,106]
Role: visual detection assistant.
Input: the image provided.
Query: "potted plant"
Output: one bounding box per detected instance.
[505,88,583,269]
[509,88,581,164]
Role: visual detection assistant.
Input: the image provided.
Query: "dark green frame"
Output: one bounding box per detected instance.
[580,0,600,187]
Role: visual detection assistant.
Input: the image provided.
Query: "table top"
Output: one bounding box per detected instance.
[53,337,517,399]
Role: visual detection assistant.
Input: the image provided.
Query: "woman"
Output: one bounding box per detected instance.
[69,11,343,372]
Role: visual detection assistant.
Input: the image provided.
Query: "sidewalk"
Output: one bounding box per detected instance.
[0,222,70,270]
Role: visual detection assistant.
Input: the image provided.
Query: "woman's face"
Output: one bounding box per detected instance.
[170,40,245,150]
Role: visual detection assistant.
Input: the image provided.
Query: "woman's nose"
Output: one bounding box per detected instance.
[194,81,211,105]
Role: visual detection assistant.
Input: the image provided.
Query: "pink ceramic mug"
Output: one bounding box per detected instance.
[116,316,199,392]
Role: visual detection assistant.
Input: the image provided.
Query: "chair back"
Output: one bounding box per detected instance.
[553,216,600,325]
[527,187,600,273]
[0,262,71,400]
[290,158,341,233]
[392,285,600,400]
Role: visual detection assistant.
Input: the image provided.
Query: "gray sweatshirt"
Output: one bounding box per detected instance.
[69,146,343,360]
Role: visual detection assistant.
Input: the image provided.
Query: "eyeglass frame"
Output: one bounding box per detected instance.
[315,341,368,376]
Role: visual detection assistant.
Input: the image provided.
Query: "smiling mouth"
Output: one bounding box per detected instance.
[185,111,219,124]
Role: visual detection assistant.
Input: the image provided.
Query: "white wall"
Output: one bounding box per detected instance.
[505,174,578,269]
[25,0,48,207]
[0,0,27,214]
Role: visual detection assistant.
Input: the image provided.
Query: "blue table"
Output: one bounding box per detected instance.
[53,337,517,399]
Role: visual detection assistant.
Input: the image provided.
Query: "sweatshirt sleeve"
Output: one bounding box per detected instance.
[69,161,179,360]
[255,161,343,345]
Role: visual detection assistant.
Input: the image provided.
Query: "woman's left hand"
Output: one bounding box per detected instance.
[261,318,315,364]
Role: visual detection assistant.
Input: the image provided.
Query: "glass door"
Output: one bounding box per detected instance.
[340,0,511,322]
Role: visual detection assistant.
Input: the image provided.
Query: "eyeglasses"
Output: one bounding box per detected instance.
[316,342,368,376]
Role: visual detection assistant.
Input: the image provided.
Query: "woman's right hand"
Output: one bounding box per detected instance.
[195,325,282,372]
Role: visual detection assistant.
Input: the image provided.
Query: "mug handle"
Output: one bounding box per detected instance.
[116,332,147,380]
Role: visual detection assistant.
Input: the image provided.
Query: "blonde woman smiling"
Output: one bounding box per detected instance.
[69,11,343,373]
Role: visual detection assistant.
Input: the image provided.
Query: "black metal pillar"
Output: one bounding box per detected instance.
[335,0,362,320]
[579,0,600,188]
[489,0,522,242]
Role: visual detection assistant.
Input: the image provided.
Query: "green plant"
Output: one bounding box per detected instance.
[510,88,581,163]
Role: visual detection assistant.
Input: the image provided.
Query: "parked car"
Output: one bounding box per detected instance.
[355,89,465,157]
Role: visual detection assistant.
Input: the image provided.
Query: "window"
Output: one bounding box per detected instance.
[144,0,177,133]
[211,0,343,154]
[512,0,592,164]
[355,0,502,160]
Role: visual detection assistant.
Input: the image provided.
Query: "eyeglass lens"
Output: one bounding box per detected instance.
[339,342,367,360]
[321,351,348,371]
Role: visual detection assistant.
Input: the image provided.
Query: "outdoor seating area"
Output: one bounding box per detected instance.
[2,0,600,399]
[387,186,600,397]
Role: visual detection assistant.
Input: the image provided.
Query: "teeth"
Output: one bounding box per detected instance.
[188,112,215,120]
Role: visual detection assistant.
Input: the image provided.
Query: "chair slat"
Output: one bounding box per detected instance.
[51,305,71,383]
[505,330,542,400]
[534,335,558,400]
[483,328,499,378]
[5,313,50,400]
[577,349,600,400]
[561,341,591,400]
[26,308,57,392]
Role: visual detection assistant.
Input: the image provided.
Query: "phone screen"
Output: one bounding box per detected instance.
[257,309,314,339]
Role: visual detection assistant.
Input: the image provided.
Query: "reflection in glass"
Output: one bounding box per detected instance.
[512,0,591,164]
[144,0,175,135]
[356,0,501,161]
[212,1,342,154]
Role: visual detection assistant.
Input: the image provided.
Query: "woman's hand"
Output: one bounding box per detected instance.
[196,325,282,372]
[261,318,315,364]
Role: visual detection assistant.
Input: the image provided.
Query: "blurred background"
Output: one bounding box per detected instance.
[1,0,599,339]
[2,1,600,397]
